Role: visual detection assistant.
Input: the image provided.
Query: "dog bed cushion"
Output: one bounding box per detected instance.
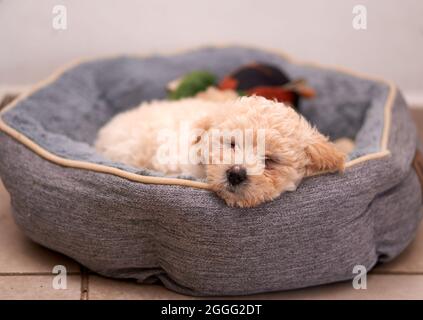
[0,46,421,296]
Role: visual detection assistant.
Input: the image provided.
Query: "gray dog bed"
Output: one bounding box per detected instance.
[0,46,421,296]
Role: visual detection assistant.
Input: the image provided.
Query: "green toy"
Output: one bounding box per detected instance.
[168,71,216,100]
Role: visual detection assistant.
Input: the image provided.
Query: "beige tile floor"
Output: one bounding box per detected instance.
[0,110,423,300]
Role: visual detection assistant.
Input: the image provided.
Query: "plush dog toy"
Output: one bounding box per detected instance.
[219,63,315,109]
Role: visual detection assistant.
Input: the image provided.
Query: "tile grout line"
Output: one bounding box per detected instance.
[0,272,81,276]
[0,271,421,276]
[80,265,89,300]
[371,270,423,276]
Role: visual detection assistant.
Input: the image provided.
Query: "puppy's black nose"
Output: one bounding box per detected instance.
[226,165,247,186]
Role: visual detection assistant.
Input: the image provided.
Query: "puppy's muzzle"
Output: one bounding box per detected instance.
[226,165,247,186]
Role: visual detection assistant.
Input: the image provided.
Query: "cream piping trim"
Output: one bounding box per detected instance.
[0,44,396,189]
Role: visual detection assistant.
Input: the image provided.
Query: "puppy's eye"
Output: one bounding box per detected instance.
[229,137,236,149]
[265,157,277,168]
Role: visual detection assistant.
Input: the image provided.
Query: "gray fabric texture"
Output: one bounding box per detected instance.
[0,46,421,296]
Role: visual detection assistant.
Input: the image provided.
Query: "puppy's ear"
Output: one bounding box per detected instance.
[304,135,346,176]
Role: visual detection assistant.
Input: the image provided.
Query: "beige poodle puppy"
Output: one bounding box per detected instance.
[95,93,345,207]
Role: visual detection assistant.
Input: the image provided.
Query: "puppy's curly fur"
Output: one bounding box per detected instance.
[95,94,345,207]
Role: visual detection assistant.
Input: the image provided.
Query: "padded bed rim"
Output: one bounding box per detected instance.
[0,44,396,190]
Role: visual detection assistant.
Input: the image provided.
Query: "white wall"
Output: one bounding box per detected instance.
[1,0,422,103]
